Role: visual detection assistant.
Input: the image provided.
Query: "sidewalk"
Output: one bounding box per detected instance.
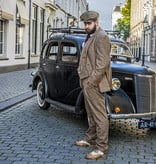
[0,61,155,112]
[0,68,36,111]
[139,61,156,70]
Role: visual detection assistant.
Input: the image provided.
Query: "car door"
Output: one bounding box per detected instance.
[41,40,59,100]
[55,40,81,105]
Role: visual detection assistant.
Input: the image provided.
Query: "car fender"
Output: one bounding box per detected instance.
[104,88,136,115]
[75,88,136,115]
[32,70,49,98]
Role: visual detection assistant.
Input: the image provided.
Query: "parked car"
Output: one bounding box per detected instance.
[32,27,156,129]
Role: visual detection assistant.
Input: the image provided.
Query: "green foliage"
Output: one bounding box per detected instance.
[116,0,131,41]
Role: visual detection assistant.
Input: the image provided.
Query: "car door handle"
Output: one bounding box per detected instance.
[56,65,60,69]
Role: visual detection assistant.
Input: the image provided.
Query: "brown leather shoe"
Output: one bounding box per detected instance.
[85,150,107,160]
[75,140,90,147]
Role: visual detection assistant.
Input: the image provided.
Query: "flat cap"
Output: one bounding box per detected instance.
[80,11,99,22]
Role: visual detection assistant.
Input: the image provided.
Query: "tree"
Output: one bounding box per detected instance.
[116,0,131,41]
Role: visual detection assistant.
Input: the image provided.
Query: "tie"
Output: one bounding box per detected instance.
[85,34,90,43]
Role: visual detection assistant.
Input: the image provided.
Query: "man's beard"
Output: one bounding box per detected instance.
[86,24,96,35]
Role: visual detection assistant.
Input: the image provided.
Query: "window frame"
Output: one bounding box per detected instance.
[0,20,5,56]
[46,41,59,61]
[60,41,78,64]
[32,4,38,54]
[40,8,44,51]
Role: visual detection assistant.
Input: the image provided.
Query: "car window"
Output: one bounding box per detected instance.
[111,43,131,56]
[111,43,132,62]
[61,42,78,63]
[47,42,59,60]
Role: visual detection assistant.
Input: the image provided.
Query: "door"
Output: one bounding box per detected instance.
[41,41,59,100]
[55,41,80,105]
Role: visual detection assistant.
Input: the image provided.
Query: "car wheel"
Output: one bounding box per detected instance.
[37,81,50,110]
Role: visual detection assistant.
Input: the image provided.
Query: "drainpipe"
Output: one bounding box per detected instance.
[28,0,31,69]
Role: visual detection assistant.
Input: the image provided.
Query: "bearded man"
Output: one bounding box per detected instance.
[75,11,112,160]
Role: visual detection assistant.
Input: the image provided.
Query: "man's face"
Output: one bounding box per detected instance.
[84,21,97,35]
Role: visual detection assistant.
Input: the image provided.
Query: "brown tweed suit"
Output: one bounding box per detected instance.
[78,27,112,153]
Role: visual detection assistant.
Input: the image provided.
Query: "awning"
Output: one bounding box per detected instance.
[16,0,29,25]
[0,0,14,20]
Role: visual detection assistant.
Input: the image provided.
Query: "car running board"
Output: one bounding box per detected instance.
[45,98,76,113]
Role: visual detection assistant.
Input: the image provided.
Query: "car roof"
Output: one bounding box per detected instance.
[48,27,125,43]
[47,33,125,45]
[45,27,127,45]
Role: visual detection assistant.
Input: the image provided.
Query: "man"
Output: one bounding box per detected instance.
[75,11,112,160]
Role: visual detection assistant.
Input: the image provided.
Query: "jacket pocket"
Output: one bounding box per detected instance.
[98,77,110,93]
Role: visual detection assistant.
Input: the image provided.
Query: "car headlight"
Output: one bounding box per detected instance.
[112,78,121,91]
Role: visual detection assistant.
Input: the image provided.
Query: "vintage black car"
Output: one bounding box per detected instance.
[32,28,156,129]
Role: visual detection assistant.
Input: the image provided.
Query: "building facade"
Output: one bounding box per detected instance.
[112,4,122,31]
[150,0,156,62]
[130,0,156,62]
[0,0,88,73]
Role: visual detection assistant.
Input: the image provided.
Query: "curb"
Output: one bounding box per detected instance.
[0,91,36,112]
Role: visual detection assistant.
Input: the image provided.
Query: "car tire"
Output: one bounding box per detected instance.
[37,81,50,110]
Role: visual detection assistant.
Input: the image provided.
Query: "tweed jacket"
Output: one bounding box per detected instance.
[78,27,112,93]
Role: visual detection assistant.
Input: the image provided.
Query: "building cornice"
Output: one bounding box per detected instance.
[45,3,58,11]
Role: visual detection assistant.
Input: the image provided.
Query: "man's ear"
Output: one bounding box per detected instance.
[95,20,99,26]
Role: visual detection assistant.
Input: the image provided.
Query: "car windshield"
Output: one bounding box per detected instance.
[80,39,133,63]
[111,42,132,62]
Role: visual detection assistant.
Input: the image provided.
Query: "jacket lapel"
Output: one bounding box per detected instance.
[81,27,103,58]
[83,27,103,55]
[82,35,95,56]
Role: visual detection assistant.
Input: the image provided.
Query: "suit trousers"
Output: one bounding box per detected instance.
[82,79,109,153]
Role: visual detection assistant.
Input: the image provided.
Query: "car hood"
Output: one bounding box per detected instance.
[111,61,156,75]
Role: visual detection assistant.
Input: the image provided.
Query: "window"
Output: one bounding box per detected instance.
[32,4,37,54]
[61,42,78,63]
[40,8,44,50]
[111,43,132,62]
[151,25,156,58]
[15,6,23,56]
[15,27,24,55]
[111,43,131,57]
[0,20,5,56]
[48,42,58,60]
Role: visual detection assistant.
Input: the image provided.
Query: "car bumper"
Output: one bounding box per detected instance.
[108,112,156,119]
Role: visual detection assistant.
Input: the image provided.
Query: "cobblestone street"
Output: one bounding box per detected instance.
[0,69,35,111]
[0,97,156,164]
[0,69,34,103]
[1,0,156,163]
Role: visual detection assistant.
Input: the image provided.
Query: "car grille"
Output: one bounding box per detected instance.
[135,74,156,114]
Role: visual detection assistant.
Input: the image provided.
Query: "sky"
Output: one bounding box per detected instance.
[87,0,125,30]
